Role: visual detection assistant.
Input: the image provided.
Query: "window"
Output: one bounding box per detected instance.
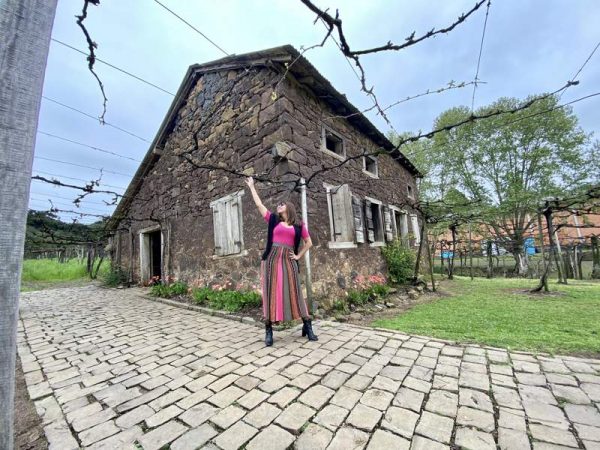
[382,206,394,242]
[363,155,378,177]
[410,214,421,246]
[365,197,385,245]
[321,127,345,159]
[324,183,356,248]
[407,184,414,199]
[389,206,409,244]
[210,191,245,256]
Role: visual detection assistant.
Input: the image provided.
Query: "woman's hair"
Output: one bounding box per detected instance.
[279,201,298,225]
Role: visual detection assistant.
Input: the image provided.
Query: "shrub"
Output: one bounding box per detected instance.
[191,287,261,312]
[103,267,129,287]
[381,239,415,285]
[150,283,171,298]
[169,281,189,296]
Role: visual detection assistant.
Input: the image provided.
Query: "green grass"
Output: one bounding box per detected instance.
[20,258,108,291]
[373,277,600,356]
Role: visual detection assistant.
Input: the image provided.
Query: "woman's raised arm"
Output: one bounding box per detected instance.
[245,177,267,218]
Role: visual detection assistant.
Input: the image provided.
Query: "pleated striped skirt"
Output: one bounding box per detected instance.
[261,243,309,322]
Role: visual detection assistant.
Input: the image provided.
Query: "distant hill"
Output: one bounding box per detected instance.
[25,210,108,259]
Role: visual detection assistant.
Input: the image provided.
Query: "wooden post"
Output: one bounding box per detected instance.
[413,220,425,282]
[591,235,600,279]
[448,224,457,280]
[424,222,436,292]
[468,222,474,280]
[537,212,549,292]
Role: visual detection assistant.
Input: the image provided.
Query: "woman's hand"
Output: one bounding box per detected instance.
[289,252,301,261]
[245,177,255,189]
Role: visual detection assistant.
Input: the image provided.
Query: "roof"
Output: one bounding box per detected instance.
[109,45,421,229]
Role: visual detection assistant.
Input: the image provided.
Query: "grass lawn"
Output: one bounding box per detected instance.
[373,277,600,356]
[20,258,108,292]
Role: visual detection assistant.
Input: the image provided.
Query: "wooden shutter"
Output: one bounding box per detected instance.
[364,200,375,243]
[352,196,365,244]
[230,197,242,254]
[330,184,353,242]
[383,207,393,242]
[411,214,421,244]
[212,201,225,256]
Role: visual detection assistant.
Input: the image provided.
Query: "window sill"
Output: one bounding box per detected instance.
[362,169,379,179]
[327,241,357,249]
[369,242,386,247]
[212,249,249,260]
[321,147,346,161]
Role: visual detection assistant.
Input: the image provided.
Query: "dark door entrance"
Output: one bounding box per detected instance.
[149,230,162,278]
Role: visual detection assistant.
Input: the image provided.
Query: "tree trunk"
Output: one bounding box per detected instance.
[0,1,57,447]
[468,223,473,280]
[591,236,600,279]
[448,225,457,280]
[423,223,436,292]
[486,241,493,278]
[413,220,426,282]
[544,208,567,284]
[536,212,549,292]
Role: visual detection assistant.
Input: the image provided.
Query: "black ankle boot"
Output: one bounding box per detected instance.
[265,322,273,347]
[302,318,318,341]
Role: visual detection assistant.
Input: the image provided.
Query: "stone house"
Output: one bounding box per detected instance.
[109,45,422,306]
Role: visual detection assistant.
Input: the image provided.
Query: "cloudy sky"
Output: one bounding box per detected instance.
[31,0,600,223]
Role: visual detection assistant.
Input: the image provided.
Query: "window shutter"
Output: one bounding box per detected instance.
[411,214,421,244]
[352,196,365,244]
[330,184,353,242]
[365,200,375,243]
[230,198,242,254]
[383,207,393,242]
[212,201,225,256]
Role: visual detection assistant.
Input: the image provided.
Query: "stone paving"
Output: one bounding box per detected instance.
[18,285,600,450]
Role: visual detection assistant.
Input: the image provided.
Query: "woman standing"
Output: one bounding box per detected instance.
[245,177,318,346]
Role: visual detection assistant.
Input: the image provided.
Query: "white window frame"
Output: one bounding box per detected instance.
[407,184,415,200]
[324,182,356,249]
[321,126,346,161]
[410,213,421,246]
[209,190,247,258]
[362,154,379,178]
[388,205,409,240]
[364,196,385,247]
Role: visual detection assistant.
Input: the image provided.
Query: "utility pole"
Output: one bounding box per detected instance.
[0,1,58,447]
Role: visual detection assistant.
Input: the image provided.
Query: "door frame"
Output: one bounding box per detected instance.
[139,225,163,283]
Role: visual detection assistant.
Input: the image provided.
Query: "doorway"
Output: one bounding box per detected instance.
[139,226,162,282]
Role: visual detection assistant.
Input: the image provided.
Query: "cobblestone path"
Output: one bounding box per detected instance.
[19,285,600,449]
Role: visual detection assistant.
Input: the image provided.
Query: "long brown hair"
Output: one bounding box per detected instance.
[279,201,298,225]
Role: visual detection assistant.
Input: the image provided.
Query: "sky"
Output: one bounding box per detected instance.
[31,0,600,223]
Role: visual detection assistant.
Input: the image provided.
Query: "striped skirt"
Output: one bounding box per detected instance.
[261,243,310,322]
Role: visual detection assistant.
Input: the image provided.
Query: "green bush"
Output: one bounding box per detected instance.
[381,239,415,285]
[103,268,129,287]
[149,283,171,298]
[192,287,262,312]
[169,281,189,296]
[346,283,391,306]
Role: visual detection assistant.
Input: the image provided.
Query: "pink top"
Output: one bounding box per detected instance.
[264,211,310,247]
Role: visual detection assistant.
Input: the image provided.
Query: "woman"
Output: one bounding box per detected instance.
[245,177,318,346]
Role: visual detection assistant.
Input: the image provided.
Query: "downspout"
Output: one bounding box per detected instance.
[300,178,315,313]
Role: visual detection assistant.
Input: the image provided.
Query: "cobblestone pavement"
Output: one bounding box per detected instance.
[19,285,600,450]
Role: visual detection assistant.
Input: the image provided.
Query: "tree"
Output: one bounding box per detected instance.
[418,94,590,275]
[0,1,58,447]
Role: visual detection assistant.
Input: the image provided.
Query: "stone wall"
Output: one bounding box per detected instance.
[116,62,419,307]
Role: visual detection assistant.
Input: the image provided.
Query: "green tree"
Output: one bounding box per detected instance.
[410,94,591,275]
